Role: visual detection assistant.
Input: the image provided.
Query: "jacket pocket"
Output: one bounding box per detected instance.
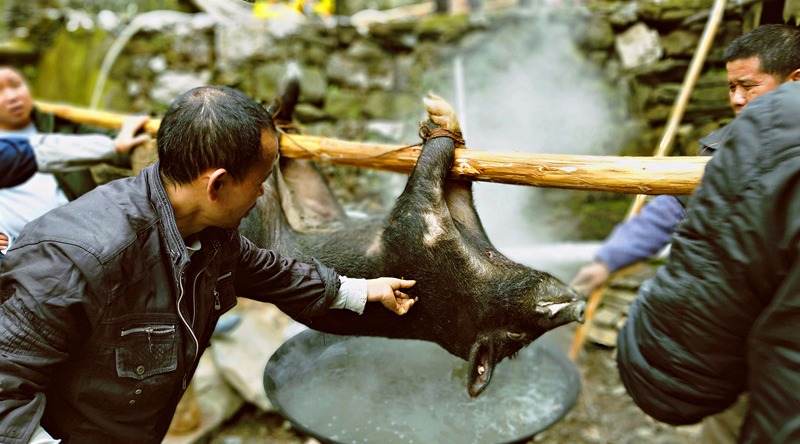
[116,324,178,379]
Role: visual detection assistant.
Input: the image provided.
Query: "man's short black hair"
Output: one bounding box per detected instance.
[157,85,277,185]
[724,24,800,79]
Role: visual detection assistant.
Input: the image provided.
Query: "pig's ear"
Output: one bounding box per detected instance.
[467,336,496,397]
[266,62,301,123]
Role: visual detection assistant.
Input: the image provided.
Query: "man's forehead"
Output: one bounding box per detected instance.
[0,67,23,78]
[726,57,766,80]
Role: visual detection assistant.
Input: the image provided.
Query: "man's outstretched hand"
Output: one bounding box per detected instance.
[366,277,417,315]
[114,116,152,154]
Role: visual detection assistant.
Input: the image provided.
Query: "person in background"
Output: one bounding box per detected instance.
[569,24,800,295]
[0,138,36,188]
[616,79,800,444]
[0,85,417,443]
[0,131,153,189]
[0,65,151,262]
[0,133,148,257]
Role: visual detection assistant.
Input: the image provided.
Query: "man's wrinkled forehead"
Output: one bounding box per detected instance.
[725,56,781,85]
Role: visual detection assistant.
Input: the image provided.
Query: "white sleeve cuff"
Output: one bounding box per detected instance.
[331,276,368,314]
[30,133,116,172]
[30,423,61,443]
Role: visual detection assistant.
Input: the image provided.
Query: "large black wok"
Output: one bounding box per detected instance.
[264,329,580,444]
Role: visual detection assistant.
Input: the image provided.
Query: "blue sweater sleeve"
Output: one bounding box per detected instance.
[0,137,37,188]
[595,195,686,272]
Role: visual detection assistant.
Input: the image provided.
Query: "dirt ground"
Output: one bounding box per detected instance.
[208,325,702,444]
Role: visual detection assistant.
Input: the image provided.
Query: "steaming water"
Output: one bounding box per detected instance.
[269,334,577,444]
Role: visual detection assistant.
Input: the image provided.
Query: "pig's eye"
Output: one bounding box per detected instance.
[506,332,526,340]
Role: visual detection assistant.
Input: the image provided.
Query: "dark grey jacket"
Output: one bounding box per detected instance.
[0,163,341,443]
[617,81,800,443]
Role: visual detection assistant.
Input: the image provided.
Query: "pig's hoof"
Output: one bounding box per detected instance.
[422,92,461,133]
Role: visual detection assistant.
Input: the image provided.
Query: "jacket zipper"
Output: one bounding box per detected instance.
[178,248,221,370]
[191,247,222,326]
[175,266,200,380]
[120,325,176,352]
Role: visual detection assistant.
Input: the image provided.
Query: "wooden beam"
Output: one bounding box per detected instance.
[34,100,708,195]
[280,133,707,194]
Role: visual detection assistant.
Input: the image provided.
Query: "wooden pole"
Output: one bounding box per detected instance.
[625,0,728,217]
[567,284,606,361]
[34,100,708,195]
[35,101,162,136]
[568,0,728,362]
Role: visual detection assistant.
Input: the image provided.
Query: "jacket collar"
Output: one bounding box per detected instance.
[142,162,191,268]
[141,162,235,268]
[698,122,734,156]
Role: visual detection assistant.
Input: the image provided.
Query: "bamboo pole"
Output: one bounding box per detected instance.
[35,101,163,136]
[625,0,728,216]
[35,100,708,195]
[568,0,728,362]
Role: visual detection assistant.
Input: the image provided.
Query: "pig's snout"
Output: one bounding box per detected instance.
[534,299,585,322]
[572,300,586,323]
[535,278,587,323]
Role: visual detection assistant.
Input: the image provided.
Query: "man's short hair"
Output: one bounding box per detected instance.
[157,86,277,185]
[724,24,800,79]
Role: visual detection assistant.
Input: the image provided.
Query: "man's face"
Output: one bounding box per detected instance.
[726,56,783,116]
[0,67,34,131]
[213,131,278,229]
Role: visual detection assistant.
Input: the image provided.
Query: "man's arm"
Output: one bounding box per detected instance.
[234,236,415,322]
[0,138,37,188]
[334,276,417,315]
[595,195,686,272]
[0,115,150,188]
[28,116,150,173]
[571,195,685,294]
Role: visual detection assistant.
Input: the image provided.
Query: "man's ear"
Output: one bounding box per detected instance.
[207,168,227,201]
[786,68,800,83]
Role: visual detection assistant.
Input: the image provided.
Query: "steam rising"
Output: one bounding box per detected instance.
[429,14,626,255]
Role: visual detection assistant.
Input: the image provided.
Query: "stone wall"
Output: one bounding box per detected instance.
[4,1,753,147]
[0,0,762,238]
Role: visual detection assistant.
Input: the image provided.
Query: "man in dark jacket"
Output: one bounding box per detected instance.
[0,137,35,188]
[617,80,800,443]
[0,85,417,443]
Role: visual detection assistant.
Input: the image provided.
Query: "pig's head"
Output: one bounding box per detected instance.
[465,269,585,397]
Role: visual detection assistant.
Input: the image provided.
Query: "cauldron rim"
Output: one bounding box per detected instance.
[263,329,580,444]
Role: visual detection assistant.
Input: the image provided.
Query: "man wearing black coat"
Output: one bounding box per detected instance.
[616,80,800,443]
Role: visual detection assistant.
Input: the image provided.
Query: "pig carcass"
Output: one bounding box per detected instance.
[240,84,585,397]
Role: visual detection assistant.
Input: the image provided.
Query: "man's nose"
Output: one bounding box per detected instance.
[730,87,748,107]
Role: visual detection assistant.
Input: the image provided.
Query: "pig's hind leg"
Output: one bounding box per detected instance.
[422,94,496,252]
[383,94,463,252]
